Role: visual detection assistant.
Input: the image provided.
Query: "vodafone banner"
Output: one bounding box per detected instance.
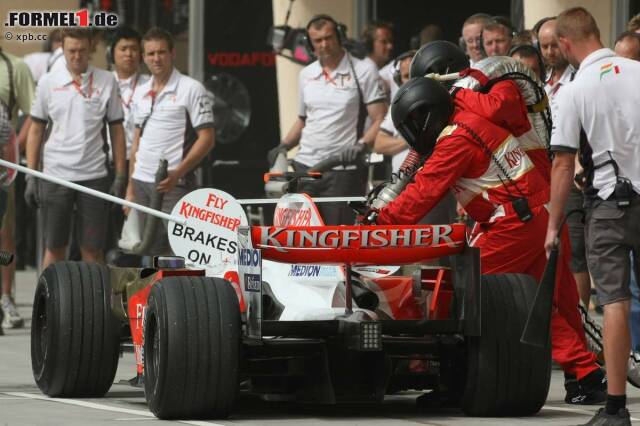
[169,188,248,274]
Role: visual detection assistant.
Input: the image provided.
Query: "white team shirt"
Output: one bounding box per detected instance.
[550,48,640,199]
[379,109,408,173]
[296,52,386,167]
[544,65,574,103]
[114,71,150,158]
[47,47,66,73]
[379,60,395,98]
[133,68,214,183]
[22,52,51,84]
[30,65,124,181]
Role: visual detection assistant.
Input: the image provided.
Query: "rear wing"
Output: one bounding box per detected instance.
[248,224,466,265]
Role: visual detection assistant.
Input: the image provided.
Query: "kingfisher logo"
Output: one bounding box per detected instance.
[5,9,119,28]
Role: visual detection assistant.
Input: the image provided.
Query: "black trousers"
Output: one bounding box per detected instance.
[292,161,366,225]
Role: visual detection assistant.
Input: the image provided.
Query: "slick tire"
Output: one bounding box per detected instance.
[31,262,121,397]
[143,276,241,419]
[461,274,551,416]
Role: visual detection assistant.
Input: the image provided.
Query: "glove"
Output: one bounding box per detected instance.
[110,173,127,198]
[267,144,289,167]
[339,142,368,164]
[24,175,40,209]
[356,207,379,225]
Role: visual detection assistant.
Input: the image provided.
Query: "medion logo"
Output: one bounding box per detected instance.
[258,226,454,253]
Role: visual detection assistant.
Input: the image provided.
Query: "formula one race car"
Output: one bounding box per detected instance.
[30,185,551,420]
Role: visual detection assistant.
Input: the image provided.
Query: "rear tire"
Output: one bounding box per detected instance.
[143,276,241,419]
[31,262,121,397]
[461,273,551,416]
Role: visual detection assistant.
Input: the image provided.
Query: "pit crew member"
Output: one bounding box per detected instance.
[26,28,126,270]
[408,41,551,181]
[268,15,387,225]
[373,76,605,405]
[127,28,215,255]
[0,44,35,329]
[614,28,640,370]
[545,8,640,424]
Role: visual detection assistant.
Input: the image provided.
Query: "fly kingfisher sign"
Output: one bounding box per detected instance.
[168,188,248,274]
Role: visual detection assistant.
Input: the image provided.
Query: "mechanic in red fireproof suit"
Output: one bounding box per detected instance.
[376,78,603,399]
[453,76,552,181]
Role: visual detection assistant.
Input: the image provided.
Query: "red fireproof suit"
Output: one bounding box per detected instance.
[453,78,551,181]
[377,107,598,380]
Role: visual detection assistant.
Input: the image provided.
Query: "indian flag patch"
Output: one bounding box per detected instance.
[600,63,620,80]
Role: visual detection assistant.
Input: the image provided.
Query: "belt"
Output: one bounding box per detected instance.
[604,191,640,201]
[489,190,550,222]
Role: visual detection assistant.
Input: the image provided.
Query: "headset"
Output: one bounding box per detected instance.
[105,43,114,66]
[303,14,347,53]
[532,16,556,49]
[105,26,142,67]
[508,43,546,80]
[392,50,417,86]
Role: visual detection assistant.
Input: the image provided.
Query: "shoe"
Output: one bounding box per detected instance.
[628,351,640,389]
[565,374,580,402]
[1,295,24,329]
[581,407,631,425]
[565,369,607,405]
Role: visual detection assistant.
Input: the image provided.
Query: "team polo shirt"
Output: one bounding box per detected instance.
[544,65,574,102]
[114,71,150,157]
[550,48,640,199]
[295,52,386,167]
[47,47,66,73]
[379,60,398,100]
[23,51,51,84]
[30,65,123,181]
[132,68,214,183]
[379,109,409,172]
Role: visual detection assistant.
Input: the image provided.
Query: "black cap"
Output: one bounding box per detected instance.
[409,40,469,78]
[391,77,454,156]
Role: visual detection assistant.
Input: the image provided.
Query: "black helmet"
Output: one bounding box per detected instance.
[391,77,454,156]
[409,40,470,78]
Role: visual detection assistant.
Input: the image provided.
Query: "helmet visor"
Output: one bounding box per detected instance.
[397,108,431,149]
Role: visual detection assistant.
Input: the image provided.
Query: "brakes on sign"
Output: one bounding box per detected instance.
[168,188,248,274]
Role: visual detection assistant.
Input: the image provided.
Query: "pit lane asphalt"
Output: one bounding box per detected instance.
[2,271,639,426]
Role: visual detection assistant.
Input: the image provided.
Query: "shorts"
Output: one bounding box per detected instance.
[0,188,8,226]
[40,176,110,251]
[585,197,640,305]
[565,187,588,273]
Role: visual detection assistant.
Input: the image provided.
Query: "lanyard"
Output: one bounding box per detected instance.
[120,73,139,110]
[47,50,63,71]
[72,72,93,99]
[548,81,562,97]
[139,90,157,137]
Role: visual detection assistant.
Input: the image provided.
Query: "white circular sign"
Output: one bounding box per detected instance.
[168,188,248,274]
